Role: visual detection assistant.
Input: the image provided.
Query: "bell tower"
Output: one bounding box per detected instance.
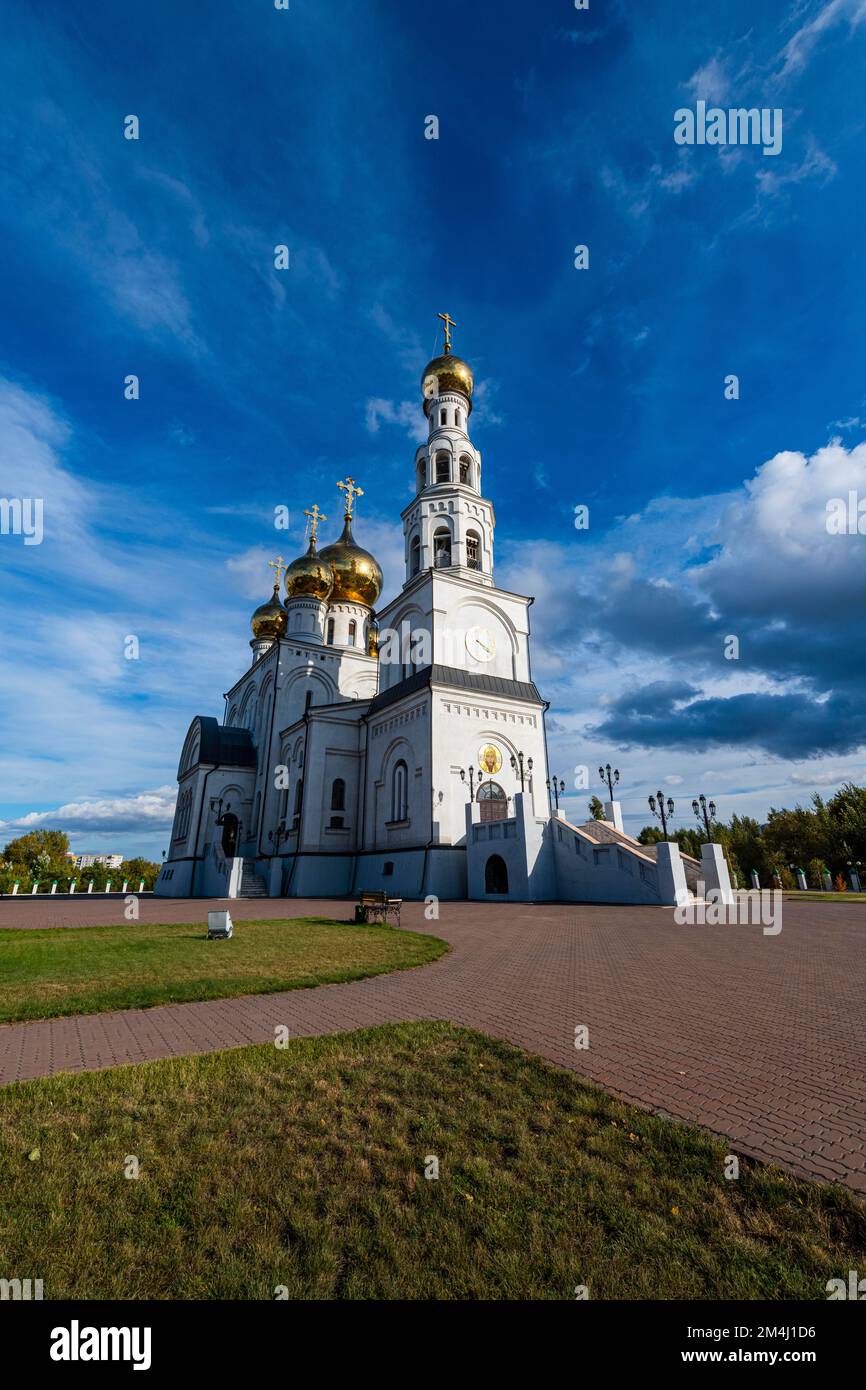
[402,313,495,588]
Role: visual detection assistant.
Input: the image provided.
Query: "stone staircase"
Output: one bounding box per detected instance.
[239,861,269,898]
[575,818,700,900]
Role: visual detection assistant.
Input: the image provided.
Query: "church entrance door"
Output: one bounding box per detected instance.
[477,780,507,822]
[221,813,239,858]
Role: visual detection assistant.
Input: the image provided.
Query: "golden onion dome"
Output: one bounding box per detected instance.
[318,517,383,607]
[421,351,474,416]
[251,584,288,641]
[284,538,335,603]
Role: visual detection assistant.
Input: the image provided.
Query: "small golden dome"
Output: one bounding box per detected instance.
[421,351,474,416]
[319,518,383,607]
[284,539,335,603]
[251,584,288,641]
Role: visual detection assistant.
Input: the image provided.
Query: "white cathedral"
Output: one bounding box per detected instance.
[157,320,720,907]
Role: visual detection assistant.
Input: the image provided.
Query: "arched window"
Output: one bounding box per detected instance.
[416,459,426,494]
[348,620,356,646]
[410,535,421,576]
[331,778,345,811]
[459,456,471,484]
[293,777,304,822]
[173,788,192,841]
[456,409,462,428]
[326,618,335,645]
[466,530,481,570]
[390,760,408,822]
[240,690,254,730]
[279,785,289,822]
[485,854,509,895]
[435,453,450,483]
[477,780,508,822]
[433,526,452,568]
[440,409,446,427]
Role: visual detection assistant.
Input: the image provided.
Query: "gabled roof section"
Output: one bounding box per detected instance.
[367,663,545,717]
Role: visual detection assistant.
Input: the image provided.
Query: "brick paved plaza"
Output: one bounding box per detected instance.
[0,895,864,1194]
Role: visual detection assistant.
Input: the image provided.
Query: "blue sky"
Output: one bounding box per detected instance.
[1,0,865,858]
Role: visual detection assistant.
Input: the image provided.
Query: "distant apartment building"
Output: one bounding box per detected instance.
[64,852,124,870]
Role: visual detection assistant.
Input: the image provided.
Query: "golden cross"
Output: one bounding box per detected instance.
[303,503,326,542]
[438,311,457,354]
[337,476,364,518]
[268,555,288,587]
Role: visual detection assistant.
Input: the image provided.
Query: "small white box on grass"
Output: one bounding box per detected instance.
[207,910,233,939]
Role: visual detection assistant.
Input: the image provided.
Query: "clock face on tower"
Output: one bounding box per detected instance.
[465,625,496,663]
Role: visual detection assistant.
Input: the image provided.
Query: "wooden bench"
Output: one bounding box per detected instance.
[354,888,402,928]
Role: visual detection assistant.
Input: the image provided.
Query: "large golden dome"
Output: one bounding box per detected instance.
[251,584,288,641]
[284,539,335,603]
[318,518,383,607]
[421,351,474,416]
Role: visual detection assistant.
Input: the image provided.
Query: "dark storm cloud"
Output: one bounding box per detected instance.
[593,685,866,759]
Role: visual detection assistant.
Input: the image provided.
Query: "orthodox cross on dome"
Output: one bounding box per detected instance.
[268,555,288,588]
[303,503,326,543]
[337,476,364,519]
[437,310,457,355]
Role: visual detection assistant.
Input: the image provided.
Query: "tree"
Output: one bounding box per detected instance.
[588,795,605,821]
[821,783,866,872]
[806,857,827,890]
[673,827,703,860]
[764,802,829,868]
[637,825,663,846]
[2,830,69,875]
[119,858,160,890]
[722,815,774,887]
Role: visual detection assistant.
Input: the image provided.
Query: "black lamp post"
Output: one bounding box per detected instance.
[691,793,716,841]
[459,766,477,800]
[209,795,231,825]
[648,789,675,840]
[599,763,620,800]
[510,750,533,791]
[546,775,565,810]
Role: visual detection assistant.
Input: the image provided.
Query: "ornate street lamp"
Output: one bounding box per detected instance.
[599,763,620,800]
[510,750,533,791]
[209,795,231,825]
[648,789,675,840]
[459,766,477,800]
[691,792,717,841]
[546,775,565,810]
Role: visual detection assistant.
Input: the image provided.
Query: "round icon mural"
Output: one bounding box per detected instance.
[478,743,502,775]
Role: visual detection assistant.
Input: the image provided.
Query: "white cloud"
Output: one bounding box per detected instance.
[774,0,866,83]
[684,54,731,104]
[693,437,866,621]
[365,397,426,444]
[0,787,177,839]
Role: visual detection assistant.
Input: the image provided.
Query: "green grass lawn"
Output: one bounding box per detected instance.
[0,918,446,1023]
[1,1021,862,1300]
[786,892,866,902]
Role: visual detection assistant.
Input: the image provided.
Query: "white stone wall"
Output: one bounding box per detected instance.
[432,687,549,847]
[551,820,663,905]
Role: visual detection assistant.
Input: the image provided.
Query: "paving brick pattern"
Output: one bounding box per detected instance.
[1,896,864,1193]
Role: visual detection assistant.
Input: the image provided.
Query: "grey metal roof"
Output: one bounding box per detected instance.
[196,716,257,769]
[367,663,544,717]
